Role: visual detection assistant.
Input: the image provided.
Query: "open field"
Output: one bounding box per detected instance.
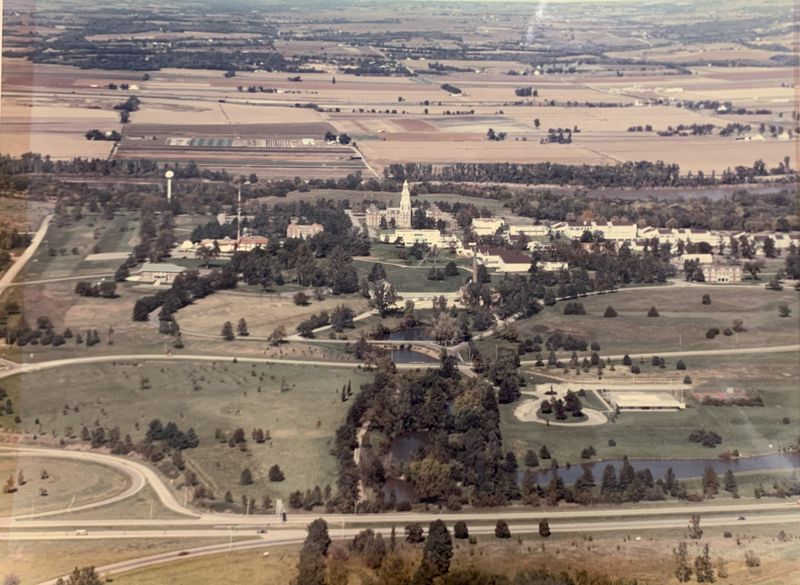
[0,455,130,516]
[0,537,238,585]
[505,285,800,358]
[18,214,139,282]
[2,361,374,501]
[0,197,52,233]
[177,291,371,336]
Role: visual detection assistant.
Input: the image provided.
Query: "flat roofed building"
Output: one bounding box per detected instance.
[471,217,506,236]
[609,391,686,411]
[137,262,186,285]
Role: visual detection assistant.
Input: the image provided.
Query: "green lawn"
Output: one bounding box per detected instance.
[2,361,374,504]
[502,370,800,465]
[21,213,139,281]
[491,285,800,358]
[0,455,131,516]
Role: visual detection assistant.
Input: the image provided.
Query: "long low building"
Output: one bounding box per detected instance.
[380,228,459,248]
[608,391,686,411]
[476,246,532,273]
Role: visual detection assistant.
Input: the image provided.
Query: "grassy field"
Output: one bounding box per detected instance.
[502,375,800,465]
[0,537,237,585]
[177,290,370,337]
[2,361,373,502]
[500,285,800,358]
[0,455,130,516]
[108,522,800,585]
[21,213,139,281]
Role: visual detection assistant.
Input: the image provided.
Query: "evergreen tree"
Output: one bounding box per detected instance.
[538,518,551,537]
[673,541,693,582]
[296,519,331,585]
[723,469,737,494]
[413,520,453,583]
[694,543,715,583]
[221,321,234,341]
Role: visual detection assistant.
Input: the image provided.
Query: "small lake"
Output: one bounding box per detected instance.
[390,348,438,364]
[525,452,800,485]
[388,327,433,341]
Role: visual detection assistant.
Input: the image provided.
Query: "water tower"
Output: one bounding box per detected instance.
[165,169,175,202]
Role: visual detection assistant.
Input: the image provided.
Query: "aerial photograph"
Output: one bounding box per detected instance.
[0,0,798,583]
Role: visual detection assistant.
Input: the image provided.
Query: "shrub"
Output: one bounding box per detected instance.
[683,375,692,384]
[705,327,720,339]
[454,520,469,539]
[702,294,711,305]
[603,306,617,318]
[495,520,511,538]
[647,307,659,317]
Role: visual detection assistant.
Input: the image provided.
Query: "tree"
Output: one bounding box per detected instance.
[702,294,711,305]
[494,520,511,538]
[647,306,659,317]
[539,445,551,459]
[673,542,693,583]
[2,475,16,494]
[694,543,715,583]
[55,567,103,585]
[405,523,424,543]
[268,325,287,346]
[743,259,765,280]
[603,306,617,318]
[365,533,388,570]
[689,514,703,539]
[293,291,310,306]
[524,450,539,468]
[702,466,719,497]
[444,261,459,277]
[538,518,551,537]
[368,263,387,283]
[268,465,285,482]
[778,303,791,318]
[296,519,331,585]
[372,280,398,317]
[221,321,234,341]
[453,520,469,539]
[723,469,737,494]
[237,318,249,337]
[240,468,254,485]
[414,520,453,583]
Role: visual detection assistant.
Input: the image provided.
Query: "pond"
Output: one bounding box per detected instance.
[389,431,430,462]
[387,327,433,341]
[524,452,800,485]
[390,348,438,364]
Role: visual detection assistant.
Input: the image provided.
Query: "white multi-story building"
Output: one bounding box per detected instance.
[471,217,506,236]
[381,228,459,248]
[286,219,324,240]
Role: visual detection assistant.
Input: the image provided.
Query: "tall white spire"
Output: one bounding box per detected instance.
[400,180,411,211]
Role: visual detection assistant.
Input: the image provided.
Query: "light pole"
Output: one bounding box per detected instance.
[236,179,251,242]
[165,170,174,202]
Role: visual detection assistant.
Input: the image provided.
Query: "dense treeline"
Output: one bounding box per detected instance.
[386,159,795,188]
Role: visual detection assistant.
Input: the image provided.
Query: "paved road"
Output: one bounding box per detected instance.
[0,273,115,288]
[2,445,798,585]
[27,511,800,585]
[520,343,800,367]
[0,353,431,382]
[0,214,51,297]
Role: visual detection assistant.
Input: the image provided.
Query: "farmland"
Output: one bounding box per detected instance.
[2,0,795,180]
